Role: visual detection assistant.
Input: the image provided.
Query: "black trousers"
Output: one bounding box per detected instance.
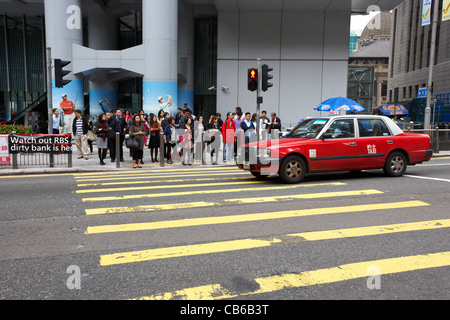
[131,149,143,161]
[110,133,125,161]
[165,143,176,159]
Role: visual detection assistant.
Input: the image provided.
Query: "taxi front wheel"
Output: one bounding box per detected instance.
[384,151,407,177]
[279,155,307,184]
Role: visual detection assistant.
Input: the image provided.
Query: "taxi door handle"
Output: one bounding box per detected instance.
[387,140,394,144]
[349,142,357,146]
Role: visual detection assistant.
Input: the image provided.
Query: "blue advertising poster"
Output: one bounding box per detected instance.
[89,90,118,127]
[143,81,178,117]
[52,80,84,135]
[52,80,84,112]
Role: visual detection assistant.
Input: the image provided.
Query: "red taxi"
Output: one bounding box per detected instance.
[237,115,433,183]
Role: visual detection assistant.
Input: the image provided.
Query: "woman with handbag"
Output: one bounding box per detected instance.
[148,113,161,162]
[96,114,109,166]
[128,114,145,168]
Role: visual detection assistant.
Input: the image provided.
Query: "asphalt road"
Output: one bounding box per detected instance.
[1,157,449,305]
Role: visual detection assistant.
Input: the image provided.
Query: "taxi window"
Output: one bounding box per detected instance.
[325,119,355,139]
[358,119,391,137]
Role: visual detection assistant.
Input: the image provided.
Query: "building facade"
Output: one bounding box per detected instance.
[388,0,450,106]
[348,12,391,113]
[0,0,403,127]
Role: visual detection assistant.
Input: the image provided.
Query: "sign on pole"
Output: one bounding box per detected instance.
[422,0,432,26]
[443,0,450,21]
[418,88,428,98]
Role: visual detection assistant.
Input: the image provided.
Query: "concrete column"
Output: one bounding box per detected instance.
[44,0,84,134]
[142,0,178,117]
[88,9,118,124]
[178,2,195,112]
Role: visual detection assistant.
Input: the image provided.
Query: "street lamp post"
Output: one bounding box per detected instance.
[424,0,439,130]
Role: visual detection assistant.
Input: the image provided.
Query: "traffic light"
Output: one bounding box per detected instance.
[248,68,258,92]
[261,64,273,92]
[55,59,72,88]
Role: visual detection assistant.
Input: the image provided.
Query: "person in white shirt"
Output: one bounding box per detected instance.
[52,108,61,134]
[260,110,271,140]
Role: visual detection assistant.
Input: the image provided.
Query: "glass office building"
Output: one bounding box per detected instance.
[0,0,403,128]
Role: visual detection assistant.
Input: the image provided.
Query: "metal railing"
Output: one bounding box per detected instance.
[0,153,72,169]
[1,133,72,170]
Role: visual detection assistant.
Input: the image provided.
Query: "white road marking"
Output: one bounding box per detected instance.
[404,175,450,183]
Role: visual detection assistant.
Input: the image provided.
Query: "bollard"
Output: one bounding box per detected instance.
[201,132,206,165]
[435,127,440,154]
[68,152,72,168]
[445,124,449,143]
[116,132,120,168]
[49,153,54,168]
[160,132,165,167]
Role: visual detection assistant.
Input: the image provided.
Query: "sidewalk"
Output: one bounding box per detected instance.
[433,150,450,157]
[1,146,448,176]
[0,144,231,176]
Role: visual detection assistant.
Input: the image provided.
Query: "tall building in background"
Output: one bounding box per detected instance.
[388,0,450,122]
[348,12,391,113]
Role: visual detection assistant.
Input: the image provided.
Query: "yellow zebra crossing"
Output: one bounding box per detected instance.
[74,166,449,300]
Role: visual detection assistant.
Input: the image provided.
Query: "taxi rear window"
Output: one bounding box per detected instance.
[358,119,391,137]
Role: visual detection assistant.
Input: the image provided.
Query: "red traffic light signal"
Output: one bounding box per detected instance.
[248,68,258,92]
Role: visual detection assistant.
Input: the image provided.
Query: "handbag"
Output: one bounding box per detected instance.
[126,135,139,149]
[87,130,96,142]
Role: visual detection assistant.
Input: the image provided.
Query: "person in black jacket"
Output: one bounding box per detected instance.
[72,110,90,160]
[269,112,281,133]
[108,109,127,162]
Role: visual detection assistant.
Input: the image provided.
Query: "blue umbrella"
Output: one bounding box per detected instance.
[314,97,365,112]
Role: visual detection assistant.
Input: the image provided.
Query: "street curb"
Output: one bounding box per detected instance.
[0,164,232,176]
[1,154,447,176]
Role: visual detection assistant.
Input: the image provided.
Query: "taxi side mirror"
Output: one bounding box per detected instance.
[321,132,332,140]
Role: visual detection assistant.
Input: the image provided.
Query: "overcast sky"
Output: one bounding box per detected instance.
[350,11,379,35]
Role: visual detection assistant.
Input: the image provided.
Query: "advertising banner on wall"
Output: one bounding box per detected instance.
[143,81,178,118]
[89,90,119,128]
[422,0,432,26]
[52,80,84,135]
[443,0,450,21]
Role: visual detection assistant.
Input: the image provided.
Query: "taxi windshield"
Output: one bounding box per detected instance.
[284,118,329,139]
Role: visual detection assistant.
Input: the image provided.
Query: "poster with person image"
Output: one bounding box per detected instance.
[52,80,84,135]
[143,82,177,118]
[89,90,118,128]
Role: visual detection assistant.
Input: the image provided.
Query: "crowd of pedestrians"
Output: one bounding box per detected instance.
[66,105,282,167]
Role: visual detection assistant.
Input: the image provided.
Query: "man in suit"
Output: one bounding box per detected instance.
[108,109,127,162]
[270,112,281,133]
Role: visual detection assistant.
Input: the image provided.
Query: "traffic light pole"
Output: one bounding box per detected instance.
[46,47,54,167]
[256,58,262,145]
